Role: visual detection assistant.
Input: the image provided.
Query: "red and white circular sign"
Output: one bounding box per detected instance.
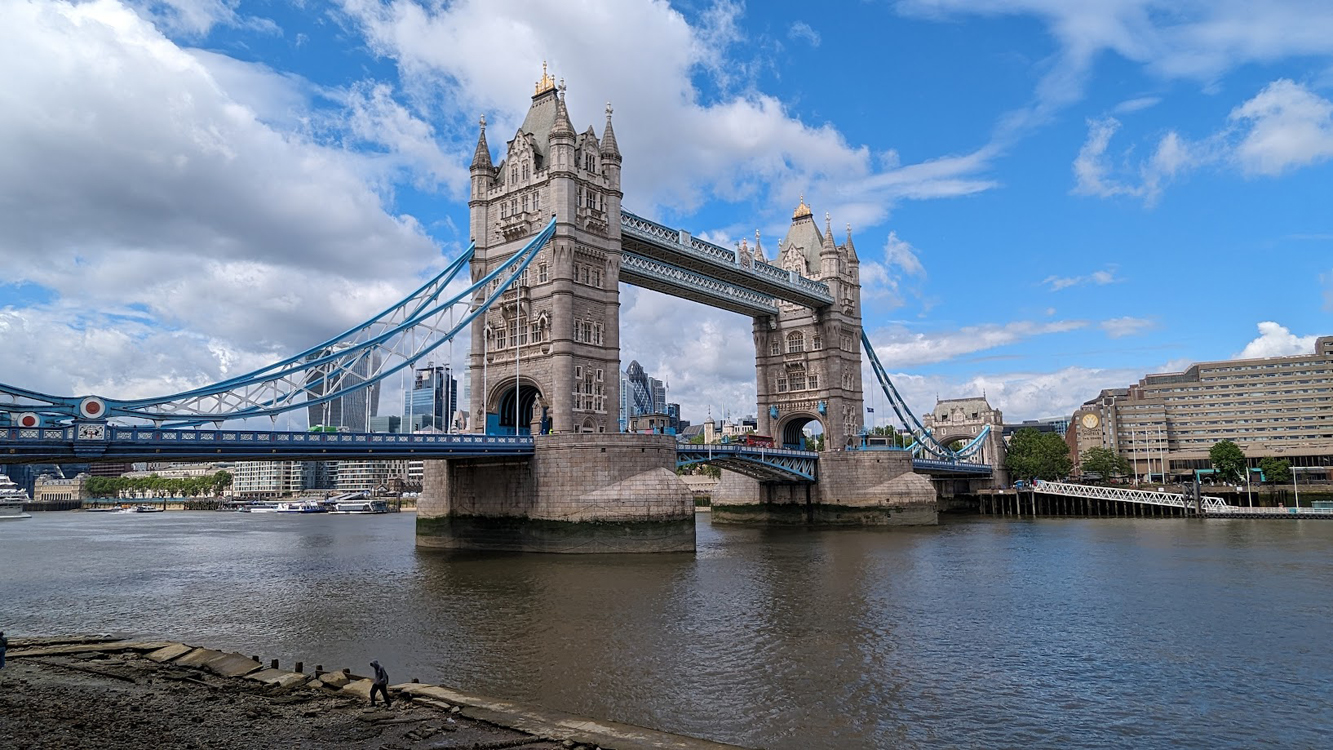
[17,412,40,428]
[79,397,107,420]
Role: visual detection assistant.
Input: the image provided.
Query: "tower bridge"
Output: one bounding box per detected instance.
[1,70,995,552]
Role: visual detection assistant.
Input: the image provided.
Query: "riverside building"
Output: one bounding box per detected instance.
[1069,336,1333,480]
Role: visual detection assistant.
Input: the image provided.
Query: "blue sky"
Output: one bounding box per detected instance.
[2,0,1332,428]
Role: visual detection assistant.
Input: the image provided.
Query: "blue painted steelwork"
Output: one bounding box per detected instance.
[860,331,991,473]
[676,444,818,482]
[619,251,779,316]
[0,219,558,425]
[620,209,833,309]
[912,458,993,476]
[0,425,534,463]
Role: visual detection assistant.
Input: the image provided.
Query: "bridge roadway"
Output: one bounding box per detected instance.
[1,425,991,481]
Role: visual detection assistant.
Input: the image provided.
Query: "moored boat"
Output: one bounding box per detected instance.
[331,500,390,514]
[0,474,33,520]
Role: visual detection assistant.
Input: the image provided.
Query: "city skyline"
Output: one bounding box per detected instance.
[2,1,1331,429]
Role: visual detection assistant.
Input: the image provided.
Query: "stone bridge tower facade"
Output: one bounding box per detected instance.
[922,397,1008,485]
[467,68,623,435]
[754,200,864,451]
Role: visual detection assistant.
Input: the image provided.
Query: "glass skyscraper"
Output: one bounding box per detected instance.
[404,364,458,432]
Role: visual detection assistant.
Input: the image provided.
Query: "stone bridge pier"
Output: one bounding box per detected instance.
[711,450,938,525]
[416,434,695,553]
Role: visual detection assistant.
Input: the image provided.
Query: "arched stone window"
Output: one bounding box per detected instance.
[787,331,805,354]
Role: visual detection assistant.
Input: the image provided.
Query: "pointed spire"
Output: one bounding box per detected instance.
[600,101,621,161]
[753,229,766,262]
[792,194,812,220]
[535,61,556,95]
[844,222,859,262]
[551,80,575,139]
[821,211,837,253]
[471,114,493,171]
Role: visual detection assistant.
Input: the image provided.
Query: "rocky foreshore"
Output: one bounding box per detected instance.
[0,636,744,750]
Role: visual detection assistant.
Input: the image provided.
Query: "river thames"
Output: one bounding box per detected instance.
[3,511,1330,748]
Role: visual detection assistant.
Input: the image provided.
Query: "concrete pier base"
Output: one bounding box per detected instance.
[416,434,695,553]
[711,450,938,526]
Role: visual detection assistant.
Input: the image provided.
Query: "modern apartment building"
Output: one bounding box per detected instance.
[1069,336,1333,479]
[231,461,309,497]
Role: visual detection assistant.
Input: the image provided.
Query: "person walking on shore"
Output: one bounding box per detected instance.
[369,660,391,707]
[1,631,7,669]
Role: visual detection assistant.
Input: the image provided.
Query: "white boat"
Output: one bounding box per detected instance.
[245,502,280,513]
[331,500,390,514]
[0,474,32,520]
[276,500,328,513]
[119,504,164,513]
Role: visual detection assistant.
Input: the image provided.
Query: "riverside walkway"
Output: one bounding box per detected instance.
[979,481,1333,519]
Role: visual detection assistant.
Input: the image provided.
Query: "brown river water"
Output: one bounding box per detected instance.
[2,511,1331,748]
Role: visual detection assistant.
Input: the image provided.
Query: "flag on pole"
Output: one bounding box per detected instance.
[866,407,875,413]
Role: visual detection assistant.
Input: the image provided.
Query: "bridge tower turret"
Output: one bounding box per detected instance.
[754,200,864,452]
[466,68,623,435]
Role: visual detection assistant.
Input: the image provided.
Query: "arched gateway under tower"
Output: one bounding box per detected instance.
[754,199,864,452]
[417,69,939,554]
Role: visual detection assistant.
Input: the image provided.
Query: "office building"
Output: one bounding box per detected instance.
[1069,336,1333,479]
[305,343,382,432]
[404,364,458,432]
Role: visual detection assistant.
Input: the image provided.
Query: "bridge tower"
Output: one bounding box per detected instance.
[419,70,694,553]
[467,67,623,435]
[754,200,864,451]
[922,397,1009,490]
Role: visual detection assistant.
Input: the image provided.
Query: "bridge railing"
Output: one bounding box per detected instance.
[1032,480,1231,510]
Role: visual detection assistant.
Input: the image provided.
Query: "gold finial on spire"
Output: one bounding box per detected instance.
[792,193,812,219]
[535,61,556,94]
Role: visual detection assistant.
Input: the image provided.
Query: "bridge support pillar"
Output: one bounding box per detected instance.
[711,451,938,526]
[416,434,694,553]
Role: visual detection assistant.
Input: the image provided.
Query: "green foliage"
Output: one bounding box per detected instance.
[1080,446,1131,481]
[1209,440,1247,482]
[1258,457,1291,484]
[84,470,233,499]
[1005,428,1073,481]
[803,434,825,451]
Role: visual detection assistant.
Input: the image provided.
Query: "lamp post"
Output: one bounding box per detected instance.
[1293,466,1300,509]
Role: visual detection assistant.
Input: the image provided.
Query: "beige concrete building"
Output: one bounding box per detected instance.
[1069,336,1333,480]
[33,473,89,502]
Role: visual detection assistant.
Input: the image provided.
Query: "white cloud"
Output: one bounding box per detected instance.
[617,287,755,421]
[337,0,1000,228]
[788,21,820,47]
[1113,96,1160,114]
[1100,316,1156,338]
[129,0,278,37]
[0,0,443,397]
[1070,79,1333,203]
[1235,321,1318,359]
[866,319,1088,368]
[879,363,1147,423]
[1230,78,1333,176]
[884,232,926,277]
[1043,266,1119,291]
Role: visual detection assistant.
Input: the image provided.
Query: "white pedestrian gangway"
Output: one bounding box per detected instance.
[1032,480,1234,514]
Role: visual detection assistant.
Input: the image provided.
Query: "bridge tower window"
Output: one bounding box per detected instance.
[533,191,540,213]
[777,376,788,392]
[538,263,548,283]
[809,375,818,389]
[789,371,806,391]
[813,334,822,351]
[522,162,529,181]
[770,340,781,357]
[496,325,506,348]
[522,195,529,213]
[787,332,805,354]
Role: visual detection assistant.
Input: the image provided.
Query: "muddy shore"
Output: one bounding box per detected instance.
[0,637,742,750]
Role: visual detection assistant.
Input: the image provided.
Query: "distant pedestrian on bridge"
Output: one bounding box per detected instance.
[369,660,392,707]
